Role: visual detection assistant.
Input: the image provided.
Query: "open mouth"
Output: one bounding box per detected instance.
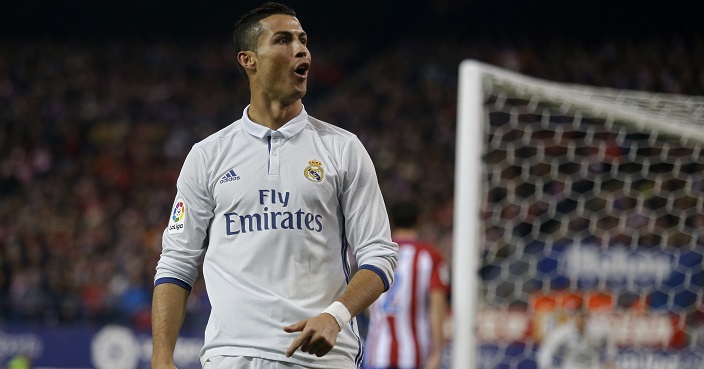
[294,63,309,77]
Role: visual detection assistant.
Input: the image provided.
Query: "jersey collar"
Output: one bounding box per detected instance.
[241,105,308,140]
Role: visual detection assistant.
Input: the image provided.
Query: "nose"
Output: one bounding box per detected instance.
[294,40,307,58]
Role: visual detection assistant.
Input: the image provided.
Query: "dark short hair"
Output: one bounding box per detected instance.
[232,2,297,79]
[390,201,420,229]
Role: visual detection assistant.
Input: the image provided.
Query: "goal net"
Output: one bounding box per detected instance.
[452,60,704,369]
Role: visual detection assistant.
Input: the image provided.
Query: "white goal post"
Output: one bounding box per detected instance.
[453,60,704,369]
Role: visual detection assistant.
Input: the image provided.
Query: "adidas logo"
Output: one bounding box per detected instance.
[219,169,240,184]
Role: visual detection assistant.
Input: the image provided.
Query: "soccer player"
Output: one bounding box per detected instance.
[537,308,615,369]
[364,201,450,369]
[150,3,398,369]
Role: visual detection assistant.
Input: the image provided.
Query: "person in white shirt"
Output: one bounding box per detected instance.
[537,308,615,369]
[150,3,398,369]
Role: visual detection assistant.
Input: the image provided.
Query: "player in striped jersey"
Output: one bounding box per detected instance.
[151,3,398,369]
[365,202,450,369]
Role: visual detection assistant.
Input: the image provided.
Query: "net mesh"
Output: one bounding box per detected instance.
[471,65,704,369]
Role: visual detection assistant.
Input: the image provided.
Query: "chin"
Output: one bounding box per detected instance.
[288,88,307,102]
[282,93,305,106]
[296,84,307,97]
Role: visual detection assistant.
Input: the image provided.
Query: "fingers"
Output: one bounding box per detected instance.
[287,333,332,358]
[301,336,333,357]
[312,342,333,357]
[284,319,309,357]
[284,315,338,357]
[285,332,307,357]
[300,337,316,353]
[283,319,306,333]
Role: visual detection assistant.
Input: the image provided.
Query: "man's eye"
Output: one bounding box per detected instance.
[278,38,288,44]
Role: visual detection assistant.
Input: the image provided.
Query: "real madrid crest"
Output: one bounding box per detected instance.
[304,160,325,183]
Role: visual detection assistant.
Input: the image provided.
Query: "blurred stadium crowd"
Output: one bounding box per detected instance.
[1,32,704,332]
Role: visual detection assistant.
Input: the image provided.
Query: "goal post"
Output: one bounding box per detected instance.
[453,60,485,369]
[453,60,704,369]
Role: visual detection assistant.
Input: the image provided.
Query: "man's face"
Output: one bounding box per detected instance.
[252,14,311,104]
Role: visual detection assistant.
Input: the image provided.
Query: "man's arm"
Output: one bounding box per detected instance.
[152,283,190,369]
[284,269,385,357]
[425,289,448,369]
[338,268,387,317]
[283,135,397,357]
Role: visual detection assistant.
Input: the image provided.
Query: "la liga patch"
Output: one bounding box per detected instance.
[167,198,186,234]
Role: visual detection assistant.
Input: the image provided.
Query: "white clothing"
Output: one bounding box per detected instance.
[204,356,309,369]
[156,106,398,368]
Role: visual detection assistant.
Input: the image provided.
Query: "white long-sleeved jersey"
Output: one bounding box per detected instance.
[155,106,398,368]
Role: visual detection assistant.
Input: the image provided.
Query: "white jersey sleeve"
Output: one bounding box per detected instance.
[339,135,397,289]
[154,145,214,290]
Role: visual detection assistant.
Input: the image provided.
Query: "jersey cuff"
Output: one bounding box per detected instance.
[154,277,192,292]
[359,265,390,291]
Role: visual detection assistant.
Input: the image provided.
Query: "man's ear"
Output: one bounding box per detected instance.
[237,51,256,72]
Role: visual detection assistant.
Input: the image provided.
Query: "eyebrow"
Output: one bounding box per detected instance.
[271,30,307,39]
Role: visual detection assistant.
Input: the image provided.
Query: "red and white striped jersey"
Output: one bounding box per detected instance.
[365,238,450,369]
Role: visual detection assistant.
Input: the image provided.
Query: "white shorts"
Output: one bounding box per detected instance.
[203,356,313,369]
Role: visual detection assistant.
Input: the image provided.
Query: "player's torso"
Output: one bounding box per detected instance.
[209,130,339,230]
[201,125,348,300]
[195,117,362,368]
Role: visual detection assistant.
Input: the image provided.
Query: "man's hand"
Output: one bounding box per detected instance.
[284,313,340,357]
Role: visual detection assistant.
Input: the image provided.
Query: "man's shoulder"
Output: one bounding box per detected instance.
[194,120,244,149]
[306,115,357,140]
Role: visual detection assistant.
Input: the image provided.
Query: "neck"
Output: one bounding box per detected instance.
[248,93,303,130]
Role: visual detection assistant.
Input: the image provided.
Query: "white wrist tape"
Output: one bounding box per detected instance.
[322,301,351,332]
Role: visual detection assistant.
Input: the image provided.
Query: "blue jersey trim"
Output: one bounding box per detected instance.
[342,243,351,283]
[359,264,390,291]
[352,318,364,368]
[154,277,192,292]
[267,135,271,173]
